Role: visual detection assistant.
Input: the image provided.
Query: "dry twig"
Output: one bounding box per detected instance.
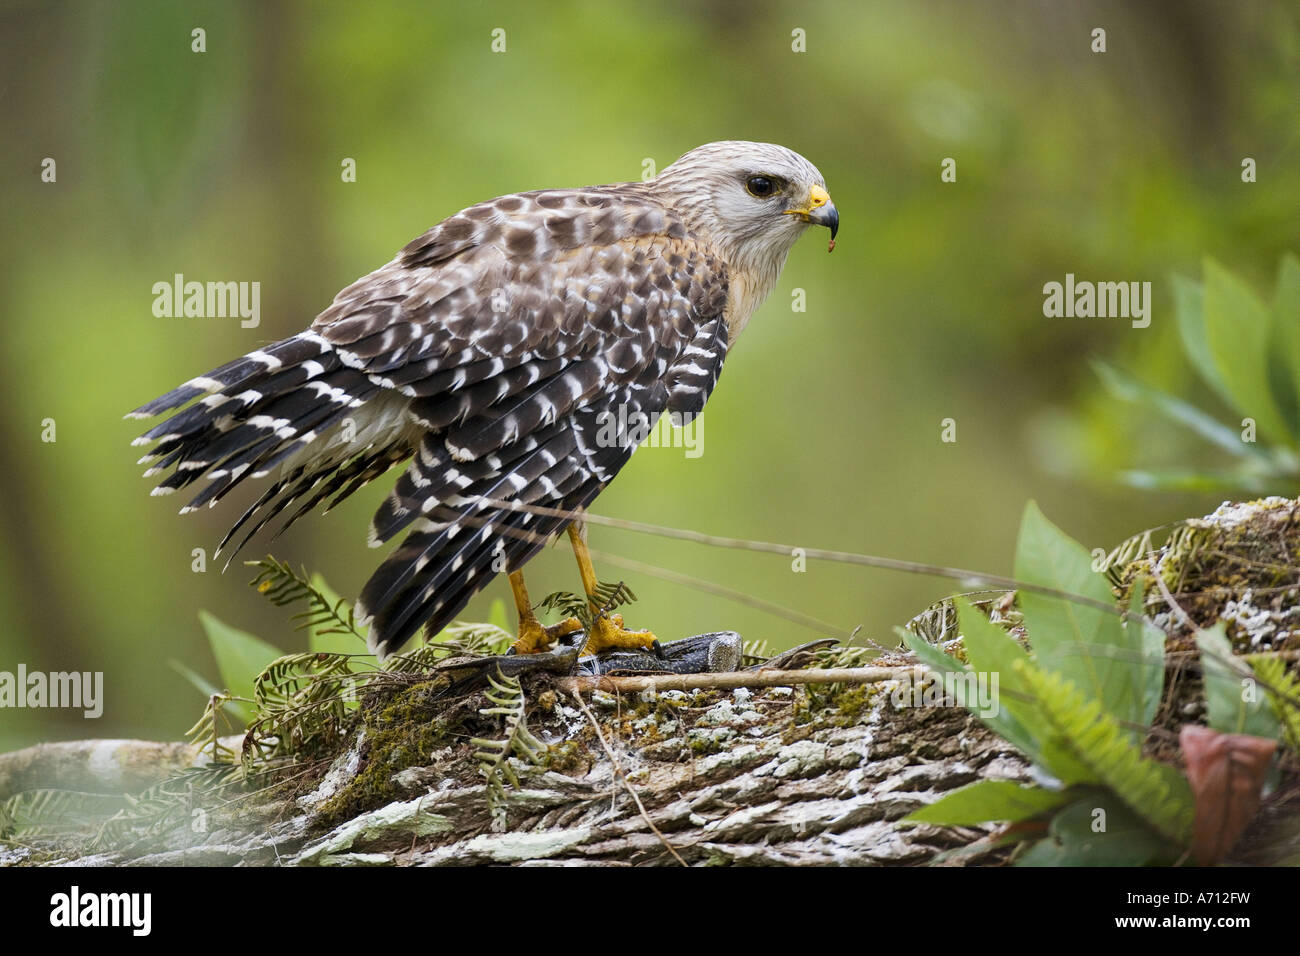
[558,664,926,695]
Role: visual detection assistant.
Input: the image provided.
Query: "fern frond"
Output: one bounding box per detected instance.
[241,652,364,765]
[246,556,364,641]
[1247,655,1300,751]
[590,579,636,615]
[1102,528,1159,586]
[1014,659,1194,845]
[0,764,248,849]
[905,591,1018,646]
[93,765,247,848]
[536,580,636,628]
[470,668,543,828]
[0,789,126,839]
[253,652,357,707]
[1103,522,1213,588]
[425,621,514,659]
[905,596,960,645]
[535,589,589,623]
[812,644,876,669]
[185,693,239,762]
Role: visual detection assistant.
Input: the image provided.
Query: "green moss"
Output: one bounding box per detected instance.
[827,684,879,724]
[1114,504,1300,654]
[688,735,721,756]
[543,740,587,774]
[315,681,457,828]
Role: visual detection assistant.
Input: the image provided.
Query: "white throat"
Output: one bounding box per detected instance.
[720,232,802,342]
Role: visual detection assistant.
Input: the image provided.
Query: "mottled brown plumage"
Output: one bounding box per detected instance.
[128,141,837,658]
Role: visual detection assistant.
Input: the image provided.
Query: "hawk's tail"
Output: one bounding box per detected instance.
[357,504,559,660]
[128,331,412,555]
[356,421,607,660]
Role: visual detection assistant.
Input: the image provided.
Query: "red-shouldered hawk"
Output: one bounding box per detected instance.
[128,141,838,660]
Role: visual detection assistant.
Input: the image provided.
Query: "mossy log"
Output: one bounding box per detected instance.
[1,680,1032,866]
[3,496,1297,866]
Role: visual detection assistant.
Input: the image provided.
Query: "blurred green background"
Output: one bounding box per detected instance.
[2,0,1298,750]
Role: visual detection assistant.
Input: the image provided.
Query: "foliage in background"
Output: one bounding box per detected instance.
[173,559,372,725]
[6,1,1300,750]
[1095,254,1300,492]
[900,502,1297,865]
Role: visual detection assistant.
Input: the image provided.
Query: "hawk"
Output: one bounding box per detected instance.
[128,141,838,660]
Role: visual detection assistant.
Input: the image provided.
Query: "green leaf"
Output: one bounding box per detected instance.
[897,625,964,677]
[1014,502,1146,735]
[1016,792,1181,866]
[1267,337,1300,443]
[951,600,1048,763]
[198,610,283,722]
[903,780,1068,826]
[1275,252,1300,320]
[899,617,1043,760]
[1173,272,1233,408]
[1126,577,1167,728]
[169,657,223,699]
[1197,624,1282,739]
[1034,736,1102,788]
[1015,660,1194,845]
[167,658,246,722]
[1247,654,1300,752]
[1092,359,1266,459]
[1202,257,1292,442]
[1271,253,1300,439]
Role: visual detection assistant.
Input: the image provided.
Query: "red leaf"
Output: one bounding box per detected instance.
[1180,724,1276,864]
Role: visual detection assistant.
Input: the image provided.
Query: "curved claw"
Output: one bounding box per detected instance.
[582,613,659,656]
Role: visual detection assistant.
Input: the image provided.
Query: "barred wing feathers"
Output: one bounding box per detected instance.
[129,184,731,659]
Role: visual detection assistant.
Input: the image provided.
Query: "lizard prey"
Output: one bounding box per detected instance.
[424,633,841,699]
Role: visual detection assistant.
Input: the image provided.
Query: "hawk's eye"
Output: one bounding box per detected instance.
[746,175,778,198]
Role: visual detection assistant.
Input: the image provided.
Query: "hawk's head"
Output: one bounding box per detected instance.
[656,140,838,263]
[654,140,837,335]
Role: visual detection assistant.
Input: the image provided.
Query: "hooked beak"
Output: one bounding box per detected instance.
[786,183,839,241]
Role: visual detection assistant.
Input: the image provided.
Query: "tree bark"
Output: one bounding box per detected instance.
[4,495,1298,866]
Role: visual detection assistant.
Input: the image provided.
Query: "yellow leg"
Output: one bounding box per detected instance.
[567,524,601,611]
[566,524,660,656]
[507,569,582,655]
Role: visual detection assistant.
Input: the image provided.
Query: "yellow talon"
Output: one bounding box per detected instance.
[510,614,583,655]
[582,613,658,656]
[507,568,582,655]
[506,523,660,658]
